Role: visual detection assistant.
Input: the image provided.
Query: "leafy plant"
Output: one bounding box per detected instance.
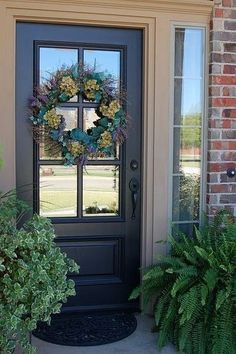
[0,191,80,354]
[130,211,236,354]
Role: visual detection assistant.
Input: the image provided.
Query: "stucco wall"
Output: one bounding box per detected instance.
[208,0,236,216]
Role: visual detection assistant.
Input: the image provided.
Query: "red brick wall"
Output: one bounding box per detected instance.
[208,0,236,216]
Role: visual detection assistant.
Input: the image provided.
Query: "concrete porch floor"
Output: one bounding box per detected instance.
[27,314,180,354]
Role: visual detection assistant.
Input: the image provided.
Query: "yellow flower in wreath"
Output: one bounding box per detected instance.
[99,100,120,119]
[44,109,61,129]
[68,141,85,156]
[84,79,100,100]
[98,131,113,148]
[60,76,78,97]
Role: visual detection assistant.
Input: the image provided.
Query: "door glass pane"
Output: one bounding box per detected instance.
[83,107,99,131]
[39,165,77,217]
[172,223,199,237]
[84,50,120,83]
[174,78,202,126]
[39,108,77,160]
[175,28,203,78]
[56,108,78,130]
[39,142,62,160]
[83,108,119,160]
[40,47,78,84]
[173,127,201,174]
[83,165,119,216]
[172,175,200,222]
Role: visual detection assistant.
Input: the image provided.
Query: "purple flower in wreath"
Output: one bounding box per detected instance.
[28,96,41,109]
[112,125,128,144]
[38,95,49,105]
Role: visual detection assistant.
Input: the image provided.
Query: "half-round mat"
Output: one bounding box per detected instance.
[33,311,137,346]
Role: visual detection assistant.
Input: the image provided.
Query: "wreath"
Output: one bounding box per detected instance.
[29,65,128,165]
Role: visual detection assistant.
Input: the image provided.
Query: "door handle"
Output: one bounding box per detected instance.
[129,177,140,220]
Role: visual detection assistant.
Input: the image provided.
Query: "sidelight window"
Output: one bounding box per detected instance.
[170,27,206,235]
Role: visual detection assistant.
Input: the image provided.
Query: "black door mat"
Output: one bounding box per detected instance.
[33,311,137,346]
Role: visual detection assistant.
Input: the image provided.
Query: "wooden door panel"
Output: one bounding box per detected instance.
[16,22,142,311]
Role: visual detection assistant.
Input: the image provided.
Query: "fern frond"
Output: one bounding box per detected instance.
[215,286,231,310]
[142,266,164,281]
[192,320,206,354]
[129,286,141,300]
[157,297,178,348]
[171,275,192,297]
[178,285,201,326]
[211,299,235,354]
[200,283,208,306]
[154,287,172,326]
[203,268,218,291]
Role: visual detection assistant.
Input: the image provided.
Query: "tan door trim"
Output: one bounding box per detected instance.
[0,1,212,281]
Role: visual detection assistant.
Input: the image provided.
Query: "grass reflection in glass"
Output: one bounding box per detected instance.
[40,166,77,217]
[83,165,119,216]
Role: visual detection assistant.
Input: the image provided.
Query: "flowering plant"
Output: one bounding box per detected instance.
[29,65,128,165]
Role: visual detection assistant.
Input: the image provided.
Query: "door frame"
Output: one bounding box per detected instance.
[0,0,212,301]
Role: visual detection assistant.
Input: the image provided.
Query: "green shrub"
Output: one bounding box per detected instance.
[0,192,80,354]
[130,211,236,354]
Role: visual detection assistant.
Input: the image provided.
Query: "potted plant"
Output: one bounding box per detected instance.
[130,211,236,354]
[0,191,80,354]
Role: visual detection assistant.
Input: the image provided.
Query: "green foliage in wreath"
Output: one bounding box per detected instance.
[29,65,128,165]
[130,211,236,354]
[0,191,80,354]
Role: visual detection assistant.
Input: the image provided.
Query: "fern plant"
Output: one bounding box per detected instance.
[130,211,236,354]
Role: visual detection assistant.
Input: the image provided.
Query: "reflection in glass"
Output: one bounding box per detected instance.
[83,108,99,131]
[39,108,77,160]
[56,108,77,130]
[172,175,200,222]
[175,28,203,78]
[39,142,62,161]
[84,50,120,82]
[172,27,204,230]
[172,223,199,237]
[39,165,77,217]
[174,78,202,126]
[173,127,201,174]
[83,165,119,216]
[40,47,78,84]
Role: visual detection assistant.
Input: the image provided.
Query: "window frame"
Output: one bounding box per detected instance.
[168,23,208,234]
[33,41,126,222]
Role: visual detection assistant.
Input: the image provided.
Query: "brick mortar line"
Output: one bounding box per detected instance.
[209,61,236,64]
[210,138,236,140]
[209,51,236,54]
[207,184,236,186]
[209,86,236,88]
[208,191,236,193]
[210,74,236,77]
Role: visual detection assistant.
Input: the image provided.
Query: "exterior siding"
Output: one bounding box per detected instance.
[208,0,236,216]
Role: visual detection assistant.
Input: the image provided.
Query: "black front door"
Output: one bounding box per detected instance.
[16,23,142,311]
